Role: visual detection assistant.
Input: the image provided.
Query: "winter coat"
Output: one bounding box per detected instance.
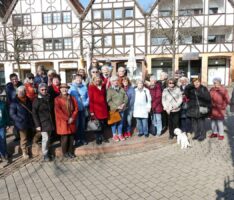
[148,83,163,113]
[184,84,211,118]
[24,83,37,102]
[210,86,229,120]
[133,87,152,118]
[157,80,167,91]
[48,85,60,102]
[162,87,182,113]
[32,94,55,132]
[69,83,89,111]
[88,84,108,120]
[9,97,34,130]
[0,101,10,128]
[34,75,48,86]
[124,86,135,111]
[54,95,78,135]
[107,87,128,111]
[5,81,23,104]
[230,88,234,112]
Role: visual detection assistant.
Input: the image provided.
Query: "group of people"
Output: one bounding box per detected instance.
[0,62,232,163]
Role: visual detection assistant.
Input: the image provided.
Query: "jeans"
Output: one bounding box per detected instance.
[41,132,51,156]
[76,111,86,141]
[136,118,148,135]
[211,120,224,136]
[0,127,7,157]
[111,112,124,136]
[123,109,133,133]
[152,113,162,135]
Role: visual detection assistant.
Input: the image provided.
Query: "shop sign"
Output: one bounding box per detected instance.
[182,53,199,60]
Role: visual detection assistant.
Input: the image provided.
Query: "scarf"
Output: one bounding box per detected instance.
[52,84,60,94]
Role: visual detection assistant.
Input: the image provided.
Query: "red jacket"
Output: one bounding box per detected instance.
[25,83,36,102]
[88,84,108,120]
[54,95,78,135]
[148,83,163,113]
[210,86,229,120]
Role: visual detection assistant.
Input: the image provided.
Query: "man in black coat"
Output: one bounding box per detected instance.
[32,83,54,161]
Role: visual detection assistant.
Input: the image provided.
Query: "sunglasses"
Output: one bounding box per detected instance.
[168,82,174,84]
[29,77,34,79]
[40,89,47,91]
[92,71,98,73]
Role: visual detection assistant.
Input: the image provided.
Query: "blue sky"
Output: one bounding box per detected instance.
[80,0,156,12]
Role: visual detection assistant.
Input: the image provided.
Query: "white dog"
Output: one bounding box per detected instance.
[174,128,191,149]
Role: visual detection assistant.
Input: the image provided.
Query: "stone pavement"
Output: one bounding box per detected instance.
[1,116,234,199]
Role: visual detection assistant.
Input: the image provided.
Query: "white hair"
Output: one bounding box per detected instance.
[16,86,26,95]
[101,65,109,71]
[213,77,222,84]
[160,72,168,79]
[110,75,118,82]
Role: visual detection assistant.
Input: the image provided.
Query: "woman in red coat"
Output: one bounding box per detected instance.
[209,78,229,140]
[54,83,78,158]
[88,76,109,145]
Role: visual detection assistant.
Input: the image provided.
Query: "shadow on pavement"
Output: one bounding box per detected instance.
[216,176,234,200]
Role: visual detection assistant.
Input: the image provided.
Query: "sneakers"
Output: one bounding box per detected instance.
[123,132,131,138]
[218,135,224,140]
[22,153,29,160]
[118,135,125,141]
[113,135,119,142]
[209,133,218,138]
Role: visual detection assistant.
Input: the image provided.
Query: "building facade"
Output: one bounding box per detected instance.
[0,0,84,83]
[0,0,234,85]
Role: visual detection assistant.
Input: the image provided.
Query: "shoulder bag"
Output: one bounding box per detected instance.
[195,91,209,114]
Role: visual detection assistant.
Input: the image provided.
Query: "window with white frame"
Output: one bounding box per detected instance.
[115,35,123,46]
[125,34,134,46]
[53,13,61,24]
[63,11,71,23]
[54,39,63,50]
[125,8,134,18]
[104,35,112,47]
[208,35,225,43]
[64,38,72,49]
[19,40,32,51]
[114,9,122,19]
[43,13,52,24]
[93,10,102,20]
[103,10,112,20]
[44,39,53,50]
[94,36,102,47]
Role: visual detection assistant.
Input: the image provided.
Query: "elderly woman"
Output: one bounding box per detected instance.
[179,76,192,134]
[185,78,211,141]
[107,76,128,142]
[101,65,111,89]
[147,75,163,136]
[89,75,109,144]
[54,83,78,158]
[10,86,34,159]
[162,78,183,139]
[34,65,48,86]
[122,77,135,138]
[209,78,229,140]
[133,79,152,137]
[24,73,37,102]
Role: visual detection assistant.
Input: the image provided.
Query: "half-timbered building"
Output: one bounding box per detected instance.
[147,0,234,85]
[0,0,84,83]
[81,0,146,77]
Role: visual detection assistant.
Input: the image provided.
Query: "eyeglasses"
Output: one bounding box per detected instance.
[168,82,174,84]
[40,89,47,91]
[92,71,98,73]
[29,77,34,80]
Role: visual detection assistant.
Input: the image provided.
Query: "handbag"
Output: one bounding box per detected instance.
[195,91,209,114]
[107,110,121,125]
[86,118,101,131]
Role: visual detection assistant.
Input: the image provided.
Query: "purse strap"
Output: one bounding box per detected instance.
[144,90,148,103]
[195,90,200,107]
[20,102,32,115]
[168,89,177,103]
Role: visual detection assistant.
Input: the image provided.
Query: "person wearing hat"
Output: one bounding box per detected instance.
[24,73,37,102]
[32,83,55,161]
[54,83,78,158]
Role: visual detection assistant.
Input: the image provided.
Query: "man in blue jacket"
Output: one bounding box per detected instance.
[69,74,89,146]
